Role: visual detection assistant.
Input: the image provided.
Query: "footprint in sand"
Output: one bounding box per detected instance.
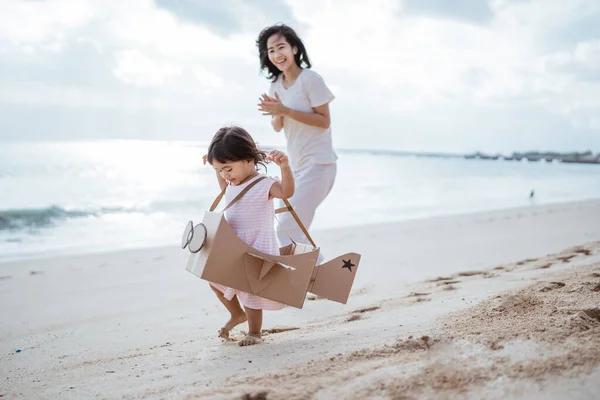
[516,258,538,266]
[29,270,44,276]
[426,276,454,283]
[582,309,600,322]
[149,342,173,350]
[539,282,566,292]
[352,306,381,314]
[437,280,461,286]
[575,248,592,256]
[0,275,12,281]
[346,306,381,322]
[407,292,433,303]
[490,341,505,350]
[407,292,430,298]
[457,271,484,277]
[412,297,432,303]
[262,327,299,335]
[242,391,268,400]
[482,272,499,279]
[556,255,576,263]
[538,263,553,269]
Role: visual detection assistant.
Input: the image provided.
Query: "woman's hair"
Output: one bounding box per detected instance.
[207,126,268,169]
[256,24,311,82]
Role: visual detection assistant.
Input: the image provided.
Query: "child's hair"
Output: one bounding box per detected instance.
[256,24,311,82]
[207,126,268,170]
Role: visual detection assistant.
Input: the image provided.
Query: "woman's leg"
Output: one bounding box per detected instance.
[209,284,247,339]
[276,163,337,262]
[239,306,263,346]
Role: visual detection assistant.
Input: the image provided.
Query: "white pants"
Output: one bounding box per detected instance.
[276,163,337,263]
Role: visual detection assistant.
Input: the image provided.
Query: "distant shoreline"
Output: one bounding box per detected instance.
[334,148,600,165]
[464,151,600,165]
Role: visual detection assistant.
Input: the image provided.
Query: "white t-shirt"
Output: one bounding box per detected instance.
[269,68,337,170]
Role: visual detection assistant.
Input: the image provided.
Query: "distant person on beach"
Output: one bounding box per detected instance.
[203,126,294,346]
[256,24,336,261]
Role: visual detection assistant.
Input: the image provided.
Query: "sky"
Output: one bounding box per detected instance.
[0,0,599,153]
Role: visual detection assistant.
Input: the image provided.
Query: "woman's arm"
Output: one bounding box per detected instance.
[260,94,284,132]
[259,93,331,130]
[283,103,330,129]
[271,116,283,132]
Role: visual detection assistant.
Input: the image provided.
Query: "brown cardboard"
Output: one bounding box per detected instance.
[183,186,361,309]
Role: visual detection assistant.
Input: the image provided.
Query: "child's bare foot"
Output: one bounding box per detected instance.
[218,313,247,340]
[239,333,262,346]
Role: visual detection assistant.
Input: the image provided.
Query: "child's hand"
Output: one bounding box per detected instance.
[202,154,208,165]
[258,92,288,116]
[267,150,289,168]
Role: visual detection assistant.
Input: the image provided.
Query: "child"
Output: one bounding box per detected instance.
[205,125,294,346]
[256,24,336,263]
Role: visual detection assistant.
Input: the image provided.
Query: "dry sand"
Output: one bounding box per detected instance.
[1,199,600,399]
[212,248,600,400]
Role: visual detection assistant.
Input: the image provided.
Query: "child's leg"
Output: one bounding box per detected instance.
[239,306,263,346]
[209,285,247,339]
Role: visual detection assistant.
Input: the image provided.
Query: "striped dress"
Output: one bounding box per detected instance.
[209,174,285,310]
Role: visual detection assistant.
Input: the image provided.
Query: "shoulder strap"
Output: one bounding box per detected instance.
[209,186,227,212]
[209,176,267,213]
[281,198,317,248]
[209,176,317,248]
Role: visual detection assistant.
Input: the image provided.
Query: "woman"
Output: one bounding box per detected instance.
[257,24,337,260]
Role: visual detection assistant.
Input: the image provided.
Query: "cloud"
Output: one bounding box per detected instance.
[546,39,600,80]
[194,68,225,89]
[154,0,301,37]
[0,0,598,153]
[0,0,98,53]
[401,0,494,24]
[113,49,183,87]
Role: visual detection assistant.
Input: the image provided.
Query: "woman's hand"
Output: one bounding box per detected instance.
[267,150,289,168]
[258,92,288,116]
[202,154,208,165]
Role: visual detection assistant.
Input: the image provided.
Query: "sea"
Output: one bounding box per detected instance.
[1,140,599,262]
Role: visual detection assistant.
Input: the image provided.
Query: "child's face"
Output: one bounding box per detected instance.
[211,159,256,186]
[267,34,297,73]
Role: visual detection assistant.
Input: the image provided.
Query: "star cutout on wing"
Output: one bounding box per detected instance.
[342,259,355,272]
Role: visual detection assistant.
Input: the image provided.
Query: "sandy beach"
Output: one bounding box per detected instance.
[1,199,600,399]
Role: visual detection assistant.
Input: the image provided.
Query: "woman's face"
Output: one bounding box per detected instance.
[267,34,297,72]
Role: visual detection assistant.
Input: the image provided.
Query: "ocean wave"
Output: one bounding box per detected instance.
[0,198,212,232]
[0,206,130,231]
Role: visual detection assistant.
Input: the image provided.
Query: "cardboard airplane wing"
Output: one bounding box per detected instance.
[182,177,361,309]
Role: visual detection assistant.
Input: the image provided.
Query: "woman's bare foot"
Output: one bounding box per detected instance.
[218,313,247,340]
[239,333,262,346]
